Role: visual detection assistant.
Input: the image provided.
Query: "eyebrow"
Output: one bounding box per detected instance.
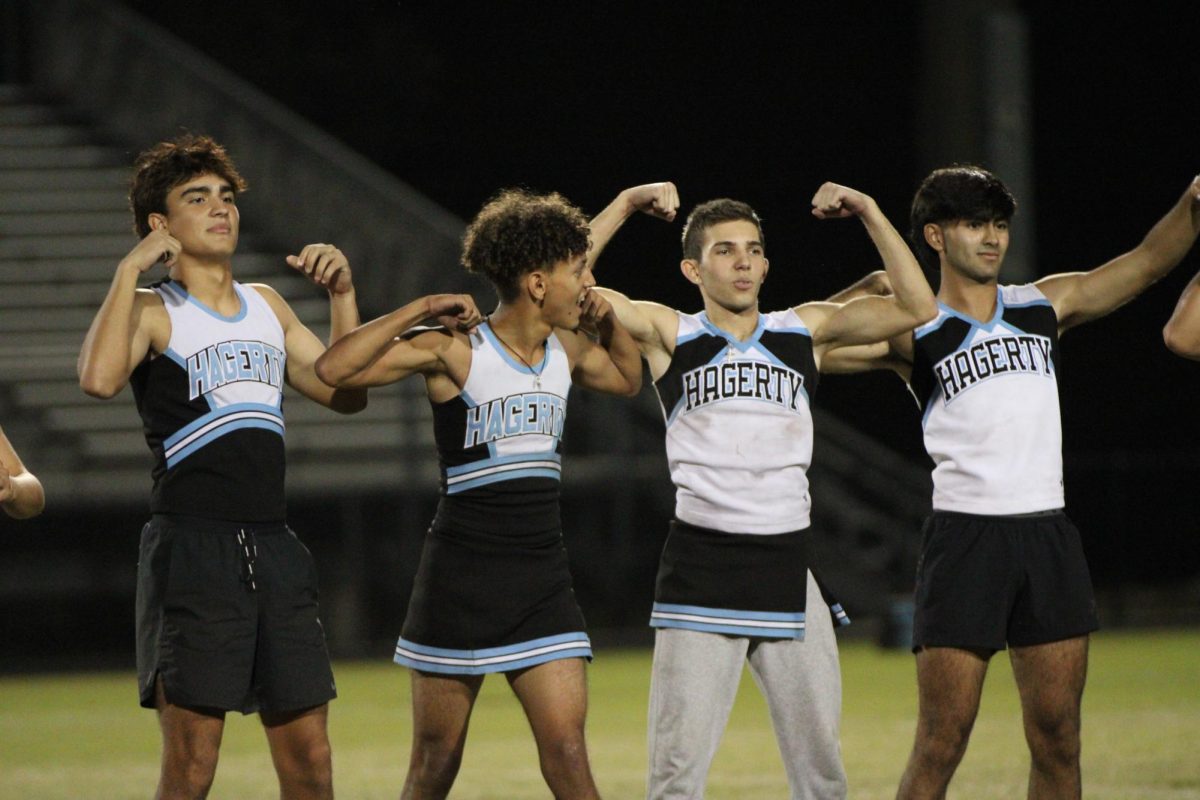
[710,240,764,248]
[179,183,235,197]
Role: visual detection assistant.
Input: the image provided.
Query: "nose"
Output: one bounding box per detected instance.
[582,266,596,288]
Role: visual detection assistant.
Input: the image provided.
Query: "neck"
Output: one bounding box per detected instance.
[937,268,998,322]
[703,298,759,341]
[488,302,552,355]
[169,257,236,306]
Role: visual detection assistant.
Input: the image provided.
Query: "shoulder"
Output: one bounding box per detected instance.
[791,301,837,332]
[1001,282,1052,307]
[763,307,812,334]
[243,282,297,327]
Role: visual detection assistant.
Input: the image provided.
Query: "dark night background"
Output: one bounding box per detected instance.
[114,1,1200,583]
[4,2,1198,668]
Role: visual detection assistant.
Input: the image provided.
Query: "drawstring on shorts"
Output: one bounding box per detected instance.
[236,529,258,592]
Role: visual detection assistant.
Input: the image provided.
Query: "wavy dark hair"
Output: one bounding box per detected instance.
[909,165,1016,272]
[461,188,590,301]
[129,133,247,238]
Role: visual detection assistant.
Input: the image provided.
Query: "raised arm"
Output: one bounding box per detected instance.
[585,182,679,271]
[315,294,483,388]
[802,183,937,356]
[78,229,178,397]
[0,425,45,519]
[558,289,643,396]
[1038,175,1200,333]
[252,243,367,413]
[1164,269,1200,358]
[591,287,678,378]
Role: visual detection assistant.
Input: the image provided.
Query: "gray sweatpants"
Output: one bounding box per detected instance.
[646,570,847,799]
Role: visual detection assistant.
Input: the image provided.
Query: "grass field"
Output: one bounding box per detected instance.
[1,628,1197,799]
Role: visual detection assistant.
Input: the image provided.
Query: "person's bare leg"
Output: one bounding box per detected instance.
[895,647,991,800]
[508,658,600,799]
[262,703,333,800]
[1009,636,1088,800]
[400,670,484,800]
[154,676,226,800]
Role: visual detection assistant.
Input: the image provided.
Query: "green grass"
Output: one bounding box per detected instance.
[2,629,1198,798]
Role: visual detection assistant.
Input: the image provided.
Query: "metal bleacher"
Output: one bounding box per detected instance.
[0,84,437,506]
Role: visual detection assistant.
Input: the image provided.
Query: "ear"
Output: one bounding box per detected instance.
[680,258,702,287]
[761,257,769,284]
[923,223,944,253]
[148,213,168,232]
[525,270,548,305]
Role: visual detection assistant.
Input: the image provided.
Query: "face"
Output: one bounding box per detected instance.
[538,252,595,328]
[930,218,1009,284]
[150,172,240,259]
[683,219,768,313]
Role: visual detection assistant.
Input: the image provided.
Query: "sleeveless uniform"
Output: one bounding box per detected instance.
[394,322,592,675]
[132,279,335,713]
[908,284,1098,651]
[645,310,848,800]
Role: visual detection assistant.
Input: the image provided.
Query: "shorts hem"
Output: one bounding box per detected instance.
[394,632,592,675]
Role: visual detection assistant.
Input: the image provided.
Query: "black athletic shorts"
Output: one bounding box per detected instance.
[911,510,1100,653]
[135,514,337,714]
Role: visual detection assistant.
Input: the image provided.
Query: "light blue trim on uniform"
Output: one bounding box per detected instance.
[163,402,285,467]
[166,418,285,467]
[164,279,248,323]
[830,603,851,627]
[650,602,807,639]
[394,631,592,675]
[937,286,1004,332]
[162,347,186,367]
[698,311,765,352]
[1003,297,1052,309]
[445,450,562,493]
[478,321,549,376]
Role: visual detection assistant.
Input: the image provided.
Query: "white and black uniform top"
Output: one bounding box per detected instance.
[131,279,287,522]
[910,284,1064,515]
[654,310,818,534]
[430,321,572,541]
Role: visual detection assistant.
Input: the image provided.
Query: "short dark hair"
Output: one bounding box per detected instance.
[128,133,247,239]
[681,199,764,261]
[461,188,590,302]
[909,165,1017,271]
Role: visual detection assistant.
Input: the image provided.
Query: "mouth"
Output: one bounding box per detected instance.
[209,225,232,234]
[733,279,754,290]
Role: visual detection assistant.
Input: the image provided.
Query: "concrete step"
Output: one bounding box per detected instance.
[0,232,136,259]
[13,380,127,408]
[0,85,40,104]
[0,253,281,283]
[0,145,128,169]
[0,125,94,147]
[0,210,131,235]
[0,189,126,213]
[0,167,128,190]
[0,104,66,126]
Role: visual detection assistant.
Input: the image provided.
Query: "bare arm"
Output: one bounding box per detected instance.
[560,290,643,396]
[591,287,678,379]
[586,182,679,271]
[315,294,484,388]
[1163,270,1200,358]
[824,269,892,304]
[1038,175,1200,333]
[78,230,179,397]
[0,425,45,519]
[803,183,937,355]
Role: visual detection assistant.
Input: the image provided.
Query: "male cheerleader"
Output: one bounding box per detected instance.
[839,166,1200,798]
[590,182,937,799]
[78,134,366,800]
[315,186,667,799]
